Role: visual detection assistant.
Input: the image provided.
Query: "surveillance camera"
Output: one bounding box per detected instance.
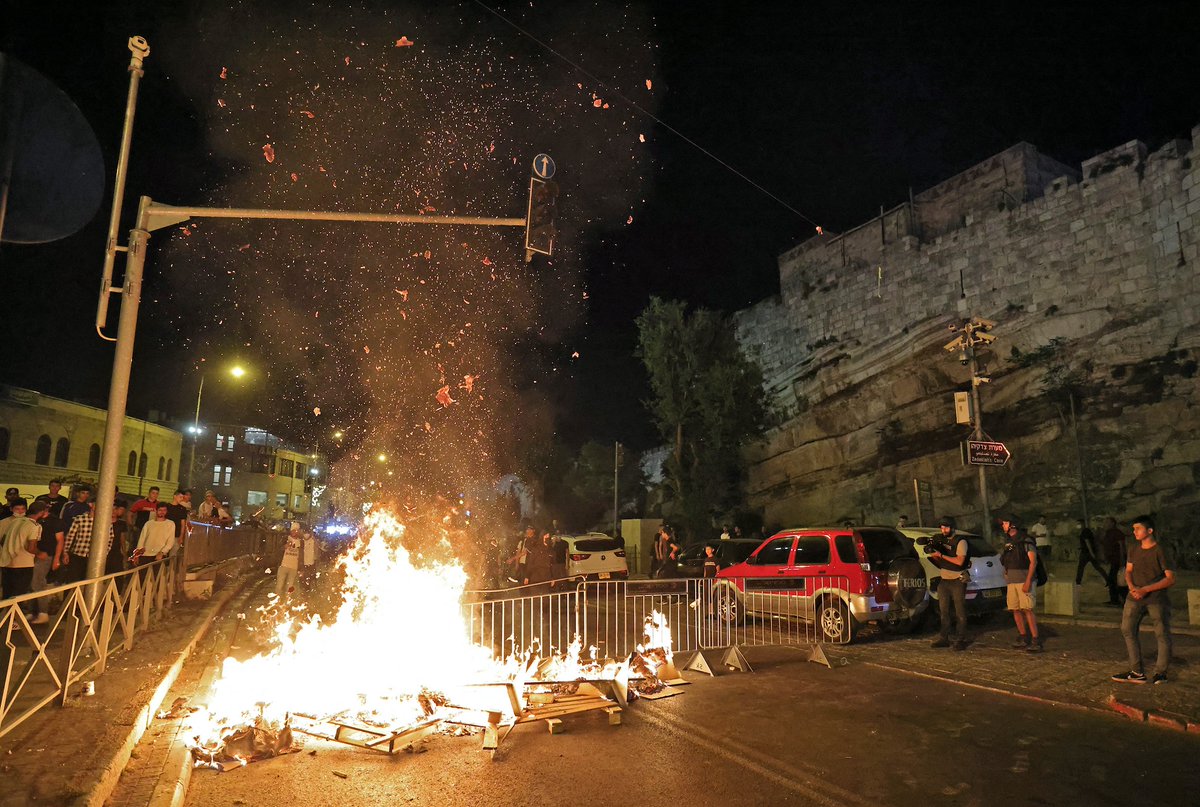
[959,351,968,365]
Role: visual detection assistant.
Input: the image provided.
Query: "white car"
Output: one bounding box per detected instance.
[557,533,629,581]
[896,527,1008,621]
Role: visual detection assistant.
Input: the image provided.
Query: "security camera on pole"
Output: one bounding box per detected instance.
[944,318,1004,542]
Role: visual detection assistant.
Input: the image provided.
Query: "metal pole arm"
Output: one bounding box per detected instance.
[144,201,525,232]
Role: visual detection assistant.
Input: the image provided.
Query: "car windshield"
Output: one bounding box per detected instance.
[575,538,621,552]
[856,528,915,570]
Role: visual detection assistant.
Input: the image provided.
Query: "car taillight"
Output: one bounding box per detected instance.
[873,572,893,602]
[854,536,870,571]
[570,553,590,561]
[614,550,626,557]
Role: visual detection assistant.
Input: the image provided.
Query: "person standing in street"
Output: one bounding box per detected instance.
[1112,515,1175,685]
[34,479,69,519]
[129,487,161,533]
[1074,517,1107,586]
[274,522,305,599]
[32,501,66,619]
[0,488,22,520]
[134,503,177,564]
[1,500,47,620]
[1001,522,1041,651]
[61,503,114,585]
[164,490,191,548]
[105,500,130,577]
[929,516,970,651]
[60,486,92,530]
[1100,517,1127,606]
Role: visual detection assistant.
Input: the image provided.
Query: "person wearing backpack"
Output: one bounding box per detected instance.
[1001,520,1042,652]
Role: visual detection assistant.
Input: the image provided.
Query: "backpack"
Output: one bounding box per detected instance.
[1034,547,1048,587]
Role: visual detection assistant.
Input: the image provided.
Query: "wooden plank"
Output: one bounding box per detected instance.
[546,718,564,735]
[605,706,622,725]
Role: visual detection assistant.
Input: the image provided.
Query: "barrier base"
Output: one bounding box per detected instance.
[681,646,753,676]
[722,645,752,673]
[807,643,831,669]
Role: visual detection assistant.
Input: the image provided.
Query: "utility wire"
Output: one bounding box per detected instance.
[471,0,822,230]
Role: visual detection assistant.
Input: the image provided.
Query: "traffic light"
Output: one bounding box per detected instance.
[525,176,558,260]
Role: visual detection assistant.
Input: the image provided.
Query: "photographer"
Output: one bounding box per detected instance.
[928,516,970,651]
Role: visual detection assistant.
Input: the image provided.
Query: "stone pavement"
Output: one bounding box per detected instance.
[834,561,1200,732]
[0,566,263,807]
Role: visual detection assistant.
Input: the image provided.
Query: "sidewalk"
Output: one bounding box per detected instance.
[0,564,262,807]
[837,562,1200,731]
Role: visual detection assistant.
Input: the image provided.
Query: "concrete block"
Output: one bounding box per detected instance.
[183,580,214,600]
[1188,589,1200,626]
[1041,581,1078,615]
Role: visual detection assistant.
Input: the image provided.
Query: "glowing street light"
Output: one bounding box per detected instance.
[188,363,251,487]
[377,453,387,463]
[333,430,344,440]
[230,365,247,379]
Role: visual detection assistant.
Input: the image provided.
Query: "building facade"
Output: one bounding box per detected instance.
[189,424,323,523]
[0,385,182,500]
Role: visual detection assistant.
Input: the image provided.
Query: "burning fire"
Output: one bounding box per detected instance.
[187,511,673,762]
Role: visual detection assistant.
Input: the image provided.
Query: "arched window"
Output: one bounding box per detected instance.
[166,458,173,481]
[35,435,52,465]
[138,452,148,478]
[88,443,101,471]
[0,427,9,460]
[54,438,70,467]
[127,451,138,476]
[157,456,165,478]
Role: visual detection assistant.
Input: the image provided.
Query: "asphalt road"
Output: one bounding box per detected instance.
[184,644,1197,807]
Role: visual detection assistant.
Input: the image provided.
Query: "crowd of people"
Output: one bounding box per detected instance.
[928,512,1177,685]
[0,478,228,621]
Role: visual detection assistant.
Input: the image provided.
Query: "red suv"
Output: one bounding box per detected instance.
[712,527,923,643]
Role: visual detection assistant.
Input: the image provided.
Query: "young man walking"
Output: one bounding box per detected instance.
[1001,522,1041,651]
[1111,515,1175,685]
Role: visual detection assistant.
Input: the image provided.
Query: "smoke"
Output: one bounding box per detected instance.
[144,0,660,500]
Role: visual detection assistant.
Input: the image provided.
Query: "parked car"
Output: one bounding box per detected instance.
[557,532,629,581]
[713,526,926,642]
[655,539,760,579]
[896,527,1007,622]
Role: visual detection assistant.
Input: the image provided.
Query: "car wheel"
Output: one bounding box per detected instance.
[817,596,855,643]
[714,587,744,625]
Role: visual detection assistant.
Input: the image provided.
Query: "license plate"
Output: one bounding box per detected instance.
[599,572,611,580]
[983,588,1003,598]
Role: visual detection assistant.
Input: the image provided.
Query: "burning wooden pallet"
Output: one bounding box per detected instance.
[290,714,443,755]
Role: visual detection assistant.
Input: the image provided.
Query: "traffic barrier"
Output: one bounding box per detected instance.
[461,574,854,673]
[0,554,183,741]
[184,522,287,568]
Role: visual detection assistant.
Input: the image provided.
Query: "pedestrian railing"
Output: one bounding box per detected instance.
[0,554,184,741]
[460,575,854,670]
[184,523,287,569]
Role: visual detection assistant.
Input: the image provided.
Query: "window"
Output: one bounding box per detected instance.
[138,452,148,478]
[88,443,101,471]
[224,466,232,485]
[279,458,294,477]
[793,535,830,565]
[53,438,70,467]
[274,493,287,507]
[227,435,236,451]
[247,490,268,506]
[269,457,277,475]
[212,464,223,485]
[293,494,304,509]
[216,434,226,450]
[856,529,917,571]
[35,434,51,465]
[752,537,795,566]
[157,456,165,478]
[212,464,234,486]
[0,427,9,460]
[295,462,306,479]
[166,458,173,481]
[127,450,138,475]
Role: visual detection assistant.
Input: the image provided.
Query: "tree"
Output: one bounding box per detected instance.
[636,297,772,540]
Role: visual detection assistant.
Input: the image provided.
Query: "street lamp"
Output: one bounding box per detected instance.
[187,364,249,487]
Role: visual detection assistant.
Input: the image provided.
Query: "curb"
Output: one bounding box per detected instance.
[1037,614,1200,639]
[74,559,258,807]
[859,660,1200,734]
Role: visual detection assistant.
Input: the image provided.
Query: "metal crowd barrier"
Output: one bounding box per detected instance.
[0,554,183,741]
[184,523,287,568]
[461,574,855,668]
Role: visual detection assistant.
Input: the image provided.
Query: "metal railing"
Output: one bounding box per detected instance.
[0,554,183,741]
[461,575,855,666]
[184,522,287,568]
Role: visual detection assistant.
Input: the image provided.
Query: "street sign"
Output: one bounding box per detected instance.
[532,153,556,180]
[964,440,1010,466]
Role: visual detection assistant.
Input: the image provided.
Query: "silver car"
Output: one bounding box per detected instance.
[896,527,1007,625]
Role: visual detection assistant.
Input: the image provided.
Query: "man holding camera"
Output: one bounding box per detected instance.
[929,516,970,651]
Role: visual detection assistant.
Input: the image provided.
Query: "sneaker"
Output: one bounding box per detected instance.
[1011,637,1030,649]
[1150,673,1168,685]
[1025,641,1042,653]
[952,640,968,652]
[31,613,50,625]
[930,638,950,648]
[1111,671,1147,683]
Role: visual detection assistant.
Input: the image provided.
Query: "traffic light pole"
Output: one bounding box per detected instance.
[967,342,992,543]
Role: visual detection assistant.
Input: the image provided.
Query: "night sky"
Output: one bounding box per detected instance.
[3,1,1200,490]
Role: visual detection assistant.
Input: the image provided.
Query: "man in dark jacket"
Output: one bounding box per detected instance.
[1100,517,1126,606]
[1074,518,1107,587]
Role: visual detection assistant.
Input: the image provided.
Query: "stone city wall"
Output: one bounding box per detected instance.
[735,126,1200,560]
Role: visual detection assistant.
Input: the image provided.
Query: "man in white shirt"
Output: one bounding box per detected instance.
[134,504,177,564]
[275,522,305,599]
[1,500,48,620]
[1030,515,1051,558]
